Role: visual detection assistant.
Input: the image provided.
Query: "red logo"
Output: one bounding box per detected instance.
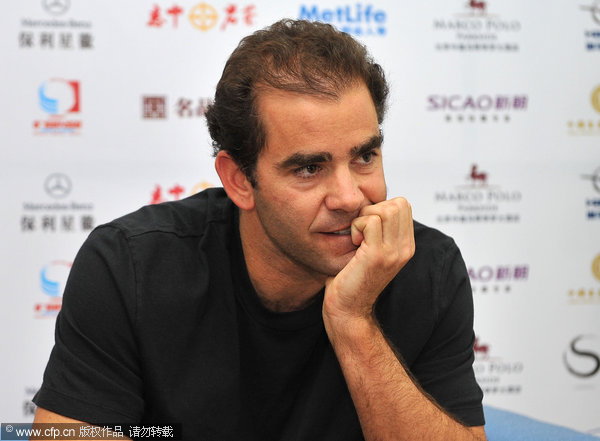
[474,337,490,358]
[149,182,214,204]
[468,164,488,186]
[147,3,256,32]
[34,79,82,134]
[143,96,168,119]
[467,0,487,14]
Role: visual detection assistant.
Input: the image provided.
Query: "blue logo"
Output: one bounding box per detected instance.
[37,79,80,115]
[299,4,387,37]
[35,260,71,318]
[39,260,71,297]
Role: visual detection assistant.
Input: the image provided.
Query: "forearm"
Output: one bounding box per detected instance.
[324,313,486,441]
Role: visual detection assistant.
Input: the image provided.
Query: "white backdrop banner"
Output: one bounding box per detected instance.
[1,0,599,435]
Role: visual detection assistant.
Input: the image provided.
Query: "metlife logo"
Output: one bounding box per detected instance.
[298,4,387,37]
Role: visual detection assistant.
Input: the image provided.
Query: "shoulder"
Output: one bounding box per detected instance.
[77,187,236,278]
[413,220,457,255]
[99,187,233,239]
[405,220,462,281]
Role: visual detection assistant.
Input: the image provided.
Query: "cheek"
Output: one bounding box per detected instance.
[363,173,387,203]
[266,186,317,218]
[284,193,326,228]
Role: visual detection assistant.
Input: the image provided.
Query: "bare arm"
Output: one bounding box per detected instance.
[33,406,82,423]
[322,197,486,441]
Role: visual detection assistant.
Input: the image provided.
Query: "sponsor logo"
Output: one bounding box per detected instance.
[142,95,212,119]
[298,4,387,37]
[18,1,93,50]
[593,85,600,112]
[43,0,70,16]
[580,1,600,51]
[473,336,524,395]
[34,260,71,318]
[469,264,529,294]
[188,4,220,30]
[564,335,600,379]
[147,3,256,32]
[21,174,95,234]
[33,79,82,134]
[582,167,600,193]
[22,387,39,417]
[567,253,600,305]
[44,173,72,199]
[433,1,521,52]
[581,0,600,24]
[581,167,600,220]
[593,254,600,281]
[143,96,168,119]
[427,94,528,123]
[434,164,522,223]
[150,181,214,204]
[567,85,600,135]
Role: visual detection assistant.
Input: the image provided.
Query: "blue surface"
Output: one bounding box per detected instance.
[484,406,600,441]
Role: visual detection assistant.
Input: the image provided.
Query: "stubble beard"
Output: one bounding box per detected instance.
[253,197,357,281]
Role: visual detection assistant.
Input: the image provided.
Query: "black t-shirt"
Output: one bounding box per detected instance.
[34,188,484,440]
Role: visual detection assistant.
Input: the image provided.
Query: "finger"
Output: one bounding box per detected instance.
[351,214,383,249]
[350,221,364,246]
[360,198,407,245]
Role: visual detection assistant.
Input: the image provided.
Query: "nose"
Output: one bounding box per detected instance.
[324,166,364,213]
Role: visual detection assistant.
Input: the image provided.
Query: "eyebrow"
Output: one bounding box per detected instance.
[276,134,383,170]
[276,151,333,170]
[350,134,383,158]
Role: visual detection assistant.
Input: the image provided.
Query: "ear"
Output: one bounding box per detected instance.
[215,151,255,211]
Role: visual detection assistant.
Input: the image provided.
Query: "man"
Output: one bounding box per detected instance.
[33,19,486,440]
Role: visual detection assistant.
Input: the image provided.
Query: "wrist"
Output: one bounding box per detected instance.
[322,307,379,348]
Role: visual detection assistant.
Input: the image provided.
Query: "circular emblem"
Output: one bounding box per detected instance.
[190,181,214,195]
[44,173,72,199]
[592,167,600,193]
[592,254,600,282]
[591,0,600,25]
[42,0,70,15]
[592,85,600,114]
[188,3,219,31]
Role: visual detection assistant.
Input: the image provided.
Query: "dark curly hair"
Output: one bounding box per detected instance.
[205,19,389,185]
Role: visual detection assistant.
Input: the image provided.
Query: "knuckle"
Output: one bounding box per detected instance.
[394,197,411,211]
[366,214,382,227]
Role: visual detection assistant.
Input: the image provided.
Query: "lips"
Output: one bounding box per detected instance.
[328,228,351,235]
[321,226,351,235]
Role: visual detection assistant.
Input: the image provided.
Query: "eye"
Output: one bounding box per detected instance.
[356,150,378,165]
[295,164,321,179]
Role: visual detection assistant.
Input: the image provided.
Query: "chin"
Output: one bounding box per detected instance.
[320,251,356,277]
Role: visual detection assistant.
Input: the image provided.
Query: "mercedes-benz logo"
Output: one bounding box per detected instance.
[43,0,70,16]
[581,1,600,25]
[44,173,72,199]
[582,167,600,193]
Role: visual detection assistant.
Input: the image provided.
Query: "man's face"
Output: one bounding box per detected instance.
[249,83,387,279]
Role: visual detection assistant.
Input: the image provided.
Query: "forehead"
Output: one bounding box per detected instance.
[256,84,379,160]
